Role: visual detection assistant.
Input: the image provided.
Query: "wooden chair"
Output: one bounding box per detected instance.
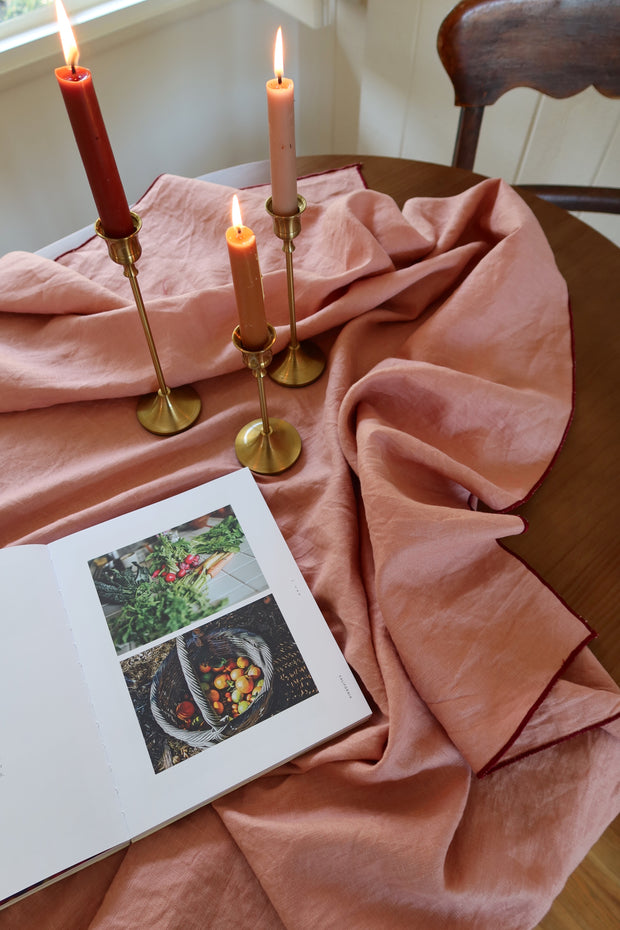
[437,0,620,213]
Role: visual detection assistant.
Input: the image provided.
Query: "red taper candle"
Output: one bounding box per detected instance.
[54,1,134,239]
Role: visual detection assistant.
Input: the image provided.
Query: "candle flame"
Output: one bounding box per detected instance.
[56,0,79,70]
[274,26,284,81]
[232,195,243,230]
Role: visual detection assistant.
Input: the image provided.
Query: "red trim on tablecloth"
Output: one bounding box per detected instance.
[498,541,598,636]
[295,163,367,189]
[471,293,606,777]
[475,537,613,777]
[477,629,598,777]
[482,710,620,777]
[236,162,367,194]
[51,165,367,262]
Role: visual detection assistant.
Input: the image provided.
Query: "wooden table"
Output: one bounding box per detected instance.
[26,153,617,929]
[205,154,620,930]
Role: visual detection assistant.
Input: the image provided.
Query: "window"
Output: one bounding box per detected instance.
[0,1,53,25]
[0,2,215,82]
[0,1,95,45]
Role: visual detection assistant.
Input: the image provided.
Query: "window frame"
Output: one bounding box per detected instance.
[0,0,226,83]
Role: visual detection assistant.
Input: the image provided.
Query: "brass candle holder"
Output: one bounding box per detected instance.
[266,195,326,387]
[232,324,301,475]
[96,212,201,435]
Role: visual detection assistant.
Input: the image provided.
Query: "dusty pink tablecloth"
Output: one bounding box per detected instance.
[0,166,618,929]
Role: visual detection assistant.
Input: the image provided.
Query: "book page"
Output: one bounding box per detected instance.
[50,469,371,839]
[0,546,129,904]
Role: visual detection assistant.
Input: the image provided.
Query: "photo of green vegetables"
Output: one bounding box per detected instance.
[89,506,267,654]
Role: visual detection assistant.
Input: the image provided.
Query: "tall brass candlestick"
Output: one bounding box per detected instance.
[96,212,201,435]
[232,324,301,475]
[266,195,326,387]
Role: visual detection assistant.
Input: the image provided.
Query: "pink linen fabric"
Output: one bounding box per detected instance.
[0,166,618,929]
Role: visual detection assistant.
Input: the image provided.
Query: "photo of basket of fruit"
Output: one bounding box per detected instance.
[150,627,274,749]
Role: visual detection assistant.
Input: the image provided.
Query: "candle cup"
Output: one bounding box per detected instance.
[96,212,201,435]
[232,324,302,475]
[265,195,326,387]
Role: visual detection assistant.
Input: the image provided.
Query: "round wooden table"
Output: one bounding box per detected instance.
[206,154,620,930]
[31,153,618,930]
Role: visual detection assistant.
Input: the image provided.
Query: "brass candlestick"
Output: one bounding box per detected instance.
[266,195,326,387]
[232,324,301,475]
[96,212,201,436]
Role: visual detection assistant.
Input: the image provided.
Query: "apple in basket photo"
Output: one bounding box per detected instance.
[120,597,319,773]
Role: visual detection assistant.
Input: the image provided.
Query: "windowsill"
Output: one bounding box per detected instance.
[0,0,229,89]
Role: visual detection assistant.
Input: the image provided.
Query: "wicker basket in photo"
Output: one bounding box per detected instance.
[150,628,274,749]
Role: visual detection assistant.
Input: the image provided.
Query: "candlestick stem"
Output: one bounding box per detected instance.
[232,325,301,475]
[266,195,326,387]
[284,246,300,350]
[255,364,271,436]
[96,212,201,435]
[124,264,168,395]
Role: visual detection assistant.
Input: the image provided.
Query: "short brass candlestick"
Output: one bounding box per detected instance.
[266,195,326,387]
[232,324,301,475]
[96,212,201,436]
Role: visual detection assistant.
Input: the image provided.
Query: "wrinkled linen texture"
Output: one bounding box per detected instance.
[0,167,618,930]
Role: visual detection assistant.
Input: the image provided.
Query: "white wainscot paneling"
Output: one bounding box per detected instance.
[581,119,620,246]
[399,0,460,165]
[517,89,617,184]
[356,0,424,157]
[468,89,541,182]
[331,0,367,153]
[516,88,620,246]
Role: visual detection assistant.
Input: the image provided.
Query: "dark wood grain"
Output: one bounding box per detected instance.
[437,0,620,107]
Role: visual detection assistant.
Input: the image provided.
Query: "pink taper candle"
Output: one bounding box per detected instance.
[226,196,269,350]
[266,27,298,216]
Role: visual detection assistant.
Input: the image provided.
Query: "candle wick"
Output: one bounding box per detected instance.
[71,62,76,75]
[277,74,283,85]
[236,226,242,235]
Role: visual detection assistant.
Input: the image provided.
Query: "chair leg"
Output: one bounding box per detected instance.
[452,107,484,171]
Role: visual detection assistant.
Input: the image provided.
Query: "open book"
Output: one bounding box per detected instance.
[0,469,371,908]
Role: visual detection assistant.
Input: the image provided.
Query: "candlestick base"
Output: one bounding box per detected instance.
[266,195,326,388]
[137,385,202,436]
[235,417,302,475]
[269,340,326,387]
[96,212,201,436]
[232,324,301,475]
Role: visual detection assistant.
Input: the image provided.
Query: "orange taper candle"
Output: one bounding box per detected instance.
[226,196,269,350]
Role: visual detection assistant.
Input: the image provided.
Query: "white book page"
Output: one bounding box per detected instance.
[50,469,370,839]
[0,546,129,904]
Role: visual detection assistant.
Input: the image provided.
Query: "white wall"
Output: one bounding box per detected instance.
[0,0,618,257]
[0,0,333,255]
